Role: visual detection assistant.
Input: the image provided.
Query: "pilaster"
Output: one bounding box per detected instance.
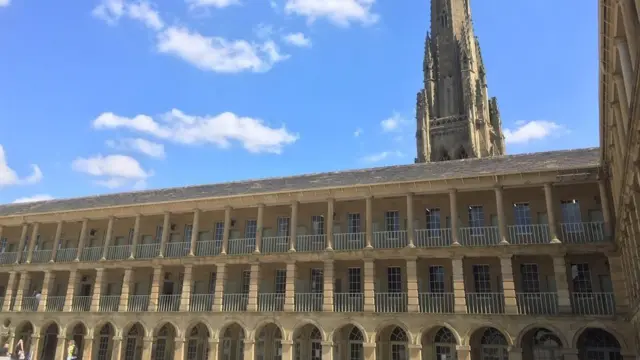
[243,340,255,360]
[255,204,264,253]
[321,341,333,360]
[363,343,376,360]
[90,268,104,312]
[365,197,373,248]
[174,337,185,360]
[452,256,467,313]
[26,222,39,264]
[158,212,170,258]
[179,265,193,312]
[82,336,93,360]
[213,264,225,311]
[552,254,572,313]
[290,201,298,252]
[544,184,560,243]
[619,0,639,65]
[607,253,629,314]
[111,336,123,360]
[2,271,16,312]
[75,219,89,261]
[37,271,52,312]
[141,337,153,360]
[129,214,141,259]
[101,217,115,261]
[189,210,200,256]
[323,260,334,312]
[29,335,41,360]
[221,207,231,255]
[499,255,518,314]
[149,266,162,312]
[598,178,613,239]
[15,224,28,263]
[561,349,579,360]
[408,344,421,360]
[207,340,219,360]
[363,259,375,312]
[118,268,132,312]
[614,74,630,123]
[406,193,415,247]
[494,187,509,244]
[616,37,635,97]
[50,221,63,262]
[284,261,295,312]
[456,345,471,360]
[449,190,460,245]
[326,199,334,250]
[13,271,29,312]
[64,270,77,312]
[406,257,419,312]
[55,336,65,360]
[247,263,259,312]
[509,347,523,360]
[280,340,293,360]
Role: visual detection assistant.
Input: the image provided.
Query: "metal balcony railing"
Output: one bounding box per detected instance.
[465,293,505,314]
[373,231,408,249]
[55,248,76,262]
[127,295,149,312]
[157,294,181,312]
[561,222,606,244]
[31,250,52,263]
[135,243,160,259]
[418,292,454,313]
[165,242,190,258]
[46,296,65,312]
[0,252,17,264]
[333,233,365,251]
[21,296,39,311]
[195,240,222,257]
[508,224,550,244]
[571,292,615,315]
[516,292,558,315]
[106,245,131,260]
[296,235,326,252]
[81,247,102,261]
[227,239,255,255]
[333,293,363,312]
[19,252,27,263]
[258,293,285,311]
[459,227,500,246]
[99,295,120,312]
[189,294,214,312]
[71,296,91,312]
[295,293,323,312]
[222,294,248,312]
[375,292,408,312]
[261,237,289,254]
[415,229,452,247]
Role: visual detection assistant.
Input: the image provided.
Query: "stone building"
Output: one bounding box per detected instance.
[0,1,635,360]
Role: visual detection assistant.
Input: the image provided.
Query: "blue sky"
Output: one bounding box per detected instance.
[0,0,597,204]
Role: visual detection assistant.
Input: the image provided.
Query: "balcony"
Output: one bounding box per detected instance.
[516,293,558,315]
[222,293,248,311]
[415,229,452,247]
[55,248,76,262]
[508,224,550,245]
[295,293,323,312]
[333,293,363,312]
[258,293,285,311]
[45,296,65,312]
[466,292,505,314]
[21,296,39,311]
[261,236,289,254]
[135,243,160,259]
[165,242,190,258]
[98,295,120,312]
[195,240,222,257]
[373,231,408,249]
[31,250,52,263]
[333,233,365,251]
[418,292,454,313]
[561,222,605,244]
[0,252,17,264]
[157,294,180,311]
[375,292,408,312]
[81,247,101,262]
[106,245,131,260]
[227,238,255,255]
[71,296,91,312]
[571,292,615,315]
[296,235,325,252]
[189,294,214,312]
[127,295,149,312]
[459,227,500,246]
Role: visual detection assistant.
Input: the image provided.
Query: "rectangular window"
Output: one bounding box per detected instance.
[274,269,287,294]
[429,265,446,293]
[241,270,251,294]
[348,268,361,293]
[571,263,593,292]
[208,272,217,293]
[0,238,6,252]
[277,217,290,237]
[311,216,325,235]
[387,267,402,293]
[514,203,532,226]
[468,206,484,227]
[472,264,491,293]
[183,225,193,243]
[425,208,441,230]
[155,225,163,243]
[385,211,400,232]
[214,222,225,241]
[561,200,582,223]
[347,213,361,233]
[128,228,134,245]
[245,220,257,239]
[520,264,540,293]
[311,269,324,293]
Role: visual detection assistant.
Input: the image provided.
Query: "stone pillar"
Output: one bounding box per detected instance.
[247,263,259,311]
[449,190,460,245]
[500,256,518,314]
[495,187,509,244]
[101,217,115,261]
[75,219,89,261]
[91,268,104,312]
[50,221,63,262]
[13,271,29,312]
[607,253,629,314]
[2,271,15,312]
[26,222,39,264]
[55,336,65,360]
[284,261,295,311]
[15,224,28,263]
[290,201,298,252]
[326,198,334,250]
[408,344,421,360]
[141,337,153,360]
[221,207,231,255]
[552,254,572,313]
[598,178,613,239]
[37,270,52,312]
[82,336,93,360]
[111,336,123,360]
[614,74,631,125]
[323,260,334,312]
[562,349,579,360]
[129,214,141,259]
[29,335,41,360]
[207,340,219,360]
[406,193,416,247]
[363,259,375,312]
[213,264,225,311]
[616,37,635,97]
[158,212,170,258]
[149,266,162,312]
[620,0,639,65]
[189,209,200,256]
[406,257,419,312]
[363,343,376,360]
[509,347,523,360]
[243,340,255,360]
[118,268,132,312]
[365,196,373,248]
[255,204,265,253]
[456,345,471,360]
[280,340,293,360]
[64,270,77,312]
[452,256,467,313]
[321,341,333,360]
[174,338,185,360]
[179,265,193,312]
[544,184,560,243]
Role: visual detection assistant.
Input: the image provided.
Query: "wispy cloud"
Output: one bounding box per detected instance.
[0,0,10,7]
[72,154,152,189]
[504,120,565,144]
[13,195,54,204]
[284,0,378,26]
[0,145,43,187]
[380,113,407,132]
[186,0,240,8]
[361,150,403,163]
[282,32,312,47]
[106,138,166,159]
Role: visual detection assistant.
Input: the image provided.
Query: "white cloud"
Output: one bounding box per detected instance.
[186,0,240,8]
[13,195,54,204]
[93,0,164,30]
[380,113,406,132]
[0,0,10,7]
[282,32,312,47]
[93,109,299,154]
[284,0,378,26]
[503,120,563,144]
[157,27,289,73]
[71,154,152,189]
[361,150,403,163]
[127,1,164,30]
[106,138,166,158]
[0,145,43,187]
[353,128,362,137]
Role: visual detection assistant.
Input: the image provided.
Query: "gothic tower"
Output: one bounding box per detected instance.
[415,0,505,163]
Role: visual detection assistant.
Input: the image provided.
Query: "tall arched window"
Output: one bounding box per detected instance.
[440,10,448,27]
[531,329,561,360]
[434,328,456,360]
[578,329,621,360]
[124,325,143,360]
[154,326,171,360]
[480,328,508,360]
[348,326,364,360]
[97,325,112,360]
[389,327,408,360]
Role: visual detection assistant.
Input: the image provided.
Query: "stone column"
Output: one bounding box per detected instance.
[456,345,471,360]
[189,209,200,256]
[37,270,52,312]
[13,271,29,312]
[50,221,63,262]
[213,264,225,311]
[613,102,627,144]
[243,340,255,360]
[82,336,93,360]
[221,207,231,255]
[247,263,259,311]
[406,257,419,312]
[64,270,77,312]
[129,214,141,259]
[158,212,171,258]
[543,184,560,243]
[363,259,375,312]
[323,260,334,312]
[179,265,193,312]
[406,193,416,247]
[500,255,518,314]
[75,219,89,261]
[255,204,265,254]
[284,261,295,311]
[26,222,39,264]
[452,256,467,313]
[321,341,333,360]
[365,196,373,248]
[326,198,334,250]
[91,268,105,312]
[55,336,65,360]
[29,335,41,360]
[552,254,572,313]
[494,187,509,244]
[207,340,219,360]
[616,37,635,97]
[408,344,421,360]
[2,271,15,312]
[620,0,639,65]
[614,74,631,125]
[15,224,28,263]
[280,340,293,360]
[509,347,523,360]
[118,268,132,312]
[363,343,376,360]
[111,336,123,360]
[174,337,185,360]
[290,201,298,252]
[141,337,153,360]
[449,190,460,246]
[101,217,115,261]
[598,178,613,239]
[149,266,162,312]
[607,253,629,314]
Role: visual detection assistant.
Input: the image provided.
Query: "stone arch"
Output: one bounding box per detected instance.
[469,326,512,360]
[122,322,145,360]
[184,322,210,360]
[375,322,411,360]
[185,320,212,340]
[38,322,60,360]
[122,321,149,338]
[152,320,181,338]
[516,324,568,348]
[218,322,245,360]
[438,148,451,161]
[251,319,286,342]
[65,321,88,337]
[419,323,462,346]
[456,146,468,160]
[374,320,414,345]
[94,321,118,338]
[38,320,61,335]
[290,319,327,342]
[329,321,369,344]
[572,326,629,352]
[464,324,513,346]
[214,320,248,340]
[94,322,117,360]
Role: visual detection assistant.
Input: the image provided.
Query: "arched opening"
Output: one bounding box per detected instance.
[439,150,451,161]
[185,323,210,360]
[14,321,33,356]
[470,327,509,360]
[421,327,457,360]
[66,322,87,360]
[577,328,622,360]
[218,323,245,360]
[153,323,177,360]
[94,323,116,360]
[521,328,562,360]
[123,323,145,360]
[39,323,60,360]
[333,324,364,360]
[255,323,282,360]
[376,326,408,360]
[456,147,468,160]
[294,324,323,360]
